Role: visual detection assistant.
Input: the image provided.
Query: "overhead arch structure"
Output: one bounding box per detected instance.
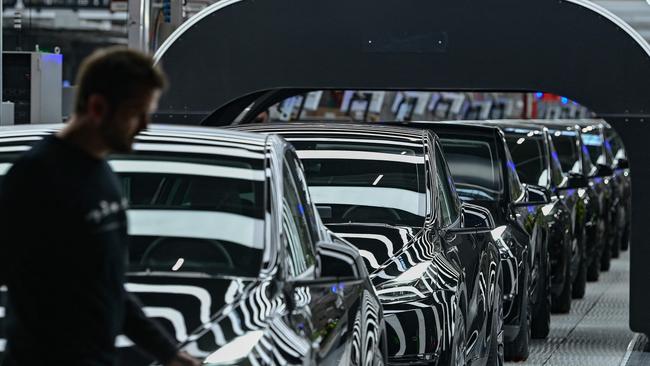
[154,0,650,335]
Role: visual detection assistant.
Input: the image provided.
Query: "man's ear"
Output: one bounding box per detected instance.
[86,94,109,125]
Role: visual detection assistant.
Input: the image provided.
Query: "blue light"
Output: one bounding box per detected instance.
[63,80,70,87]
[605,140,612,151]
[582,145,589,155]
[535,92,544,99]
[331,285,337,294]
[298,204,305,216]
[507,160,517,172]
[551,151,560,163]
[561,97,569,104]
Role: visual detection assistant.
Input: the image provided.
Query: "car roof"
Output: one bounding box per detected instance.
[390,120,501,136]
[235,122,427,144]
[469,119,547,134]
[0,124,270,151]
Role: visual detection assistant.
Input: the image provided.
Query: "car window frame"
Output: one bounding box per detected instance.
[280,150,318,280]
[433,139,461,229]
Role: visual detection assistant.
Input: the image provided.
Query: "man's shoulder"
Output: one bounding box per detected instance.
[9,141,54,176]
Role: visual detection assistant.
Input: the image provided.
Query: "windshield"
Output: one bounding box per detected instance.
[504,130,548,186]
[0,140,267,278]
[0,153,267,278]
[115,154,266,278]
[550,130,582,175]
[439,135,503,201]
[289,140,427,227]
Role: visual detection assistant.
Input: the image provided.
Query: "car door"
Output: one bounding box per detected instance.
[281,149,356,365]
[433,141,491,358]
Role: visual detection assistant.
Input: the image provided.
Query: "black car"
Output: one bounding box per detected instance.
[602,122,632,252]
[532,120,606,282]
[577,119,630,260]
[482,122,577,314]
[390,121,555,360]
[0,124,386,366]
[575,121,619,270]
[236,123,504,366]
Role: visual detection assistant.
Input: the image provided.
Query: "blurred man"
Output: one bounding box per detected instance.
[0,47,199,366]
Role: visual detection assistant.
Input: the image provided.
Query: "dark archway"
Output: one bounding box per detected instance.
[154,0,650,335]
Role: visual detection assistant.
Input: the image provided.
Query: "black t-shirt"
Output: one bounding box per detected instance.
[0,136,177,365]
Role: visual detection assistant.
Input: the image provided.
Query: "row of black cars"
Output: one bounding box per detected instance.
[0,118,630,366]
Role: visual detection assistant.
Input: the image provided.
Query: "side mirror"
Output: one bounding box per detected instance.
[596,164,614,177]
[447,203,495,234]
[565,173,589,189]
[282,240,364,312]
[617,158,630,170]
[316,240,359,278]
[517,183,551,205]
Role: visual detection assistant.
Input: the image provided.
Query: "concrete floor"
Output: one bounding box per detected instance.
[506,249,637,366]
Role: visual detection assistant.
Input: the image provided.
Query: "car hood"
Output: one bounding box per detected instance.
[118,274,268,364]
[325,223,454,289]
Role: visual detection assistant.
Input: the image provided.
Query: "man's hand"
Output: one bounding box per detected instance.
[165,351,201,366]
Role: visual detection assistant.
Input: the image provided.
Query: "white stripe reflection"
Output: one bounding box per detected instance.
[126,283,212,324]
[143,307,189,341]
[110,160,265,181]
[127,210,264,249]
[310,186,425,216]
[133,143,264,159]
[297,150,423,164]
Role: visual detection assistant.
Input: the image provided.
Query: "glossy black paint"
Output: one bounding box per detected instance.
[573,120,619,269]
[389,122,551,357]
[0,125,385,366]
[577,120,630,260]
[529,120,604,283]
[603,123,632,252]
[235,123,504,366]
[477,122,575,313]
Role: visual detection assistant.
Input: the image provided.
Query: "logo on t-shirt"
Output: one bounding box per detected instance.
[85,198,129,224]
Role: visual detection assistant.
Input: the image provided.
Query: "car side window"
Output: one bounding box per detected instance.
[284,149,321,240]
[547,137,566,188]
[504,145,524,201]
[282,157,317,278]
[435,143,460,227]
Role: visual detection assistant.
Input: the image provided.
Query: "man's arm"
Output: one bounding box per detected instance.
[123,293,178,363]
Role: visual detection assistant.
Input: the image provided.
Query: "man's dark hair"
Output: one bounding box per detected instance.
[74,46,167,115]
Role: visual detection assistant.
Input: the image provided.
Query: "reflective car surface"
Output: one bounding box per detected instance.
[390,121,553,361]
[603,123,631,252]
[481,122,576,315]
[0,125,386,366]
[236,123,504,366]
[574,121,618,271]
[532,120,605,282]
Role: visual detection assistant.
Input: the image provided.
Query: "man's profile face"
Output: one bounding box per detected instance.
[100,89,161,153]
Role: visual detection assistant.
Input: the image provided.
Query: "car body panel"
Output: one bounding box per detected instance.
[0,124,385,366]
[473,121,574,303]
[234,123,503,366]
[391,122,544,344]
